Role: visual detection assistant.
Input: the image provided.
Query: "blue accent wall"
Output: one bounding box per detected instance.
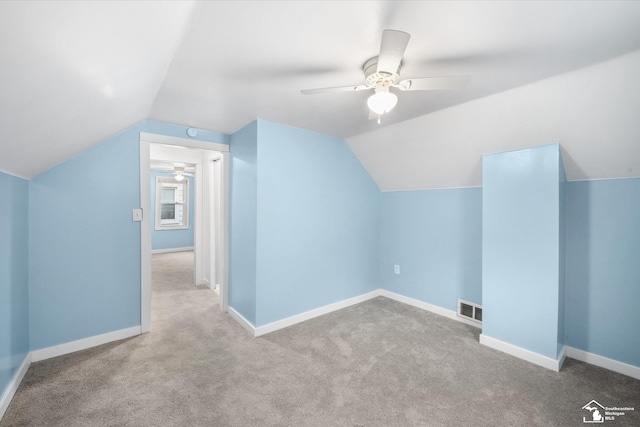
[29,124,144,350]
[150,171,194,251]
[229,121,258,325]
[380,188,482,311]
[28,120,227,351]
[482,144,564,360]
[565,178,640,367]
[6,108,639,381]
[0,172,29,403]
[254,120,380,326]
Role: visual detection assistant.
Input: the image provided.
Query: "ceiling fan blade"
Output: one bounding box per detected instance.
[301,85,369,95]
[377,29,410,75]
[395,75,471,91]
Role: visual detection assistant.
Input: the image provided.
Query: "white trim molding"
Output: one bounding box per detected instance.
[140,139,152,333]
[228,291,383,337]
[31,326,141,362]
[227,290,484,337]
[140,132,230,333]
[0,353,31,420]
[380,290,482,329]
[567,347,640,380]
[254,290,381,337]
[151,246,194,254]
[227,307,256,336]
[558,345,567,370]
[225,289,638,380]
[479,333,566,372]
[139,132,229,153]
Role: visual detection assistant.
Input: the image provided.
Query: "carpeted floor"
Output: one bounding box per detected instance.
[2,251,639,426]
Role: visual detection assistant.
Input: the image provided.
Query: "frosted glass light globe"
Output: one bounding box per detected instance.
[367,91,398,115]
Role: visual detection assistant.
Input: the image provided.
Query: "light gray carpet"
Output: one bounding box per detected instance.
[2,251,639,426]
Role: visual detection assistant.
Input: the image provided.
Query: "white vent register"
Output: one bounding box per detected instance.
[458,299,482,324]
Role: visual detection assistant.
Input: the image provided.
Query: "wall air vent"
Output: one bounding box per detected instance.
[458,299,482,324]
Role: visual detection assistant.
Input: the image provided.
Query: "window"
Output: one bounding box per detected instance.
[155,176,189,230]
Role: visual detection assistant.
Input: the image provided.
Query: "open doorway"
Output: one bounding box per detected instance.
[139,132,229,333]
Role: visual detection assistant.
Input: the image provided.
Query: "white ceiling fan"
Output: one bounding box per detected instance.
[301,30,471,122]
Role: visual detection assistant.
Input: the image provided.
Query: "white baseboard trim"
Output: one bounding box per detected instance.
[558,345,567,370]
[31,326,141,362]
[227,306,256,336]
[379,290,482,329]
[228,289,483,338]
[479,333,564,372]
[567,346,640,380]
[151,246,194,254]
[254,290,382,337]
[0,352,31,421]
[228,290,638,380]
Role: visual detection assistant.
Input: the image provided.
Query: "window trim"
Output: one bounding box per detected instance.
[154,176,189,231]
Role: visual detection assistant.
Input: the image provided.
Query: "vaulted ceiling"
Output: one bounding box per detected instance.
[1,1,639,184]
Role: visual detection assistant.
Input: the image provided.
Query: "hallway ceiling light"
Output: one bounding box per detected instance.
[174,166,185,181]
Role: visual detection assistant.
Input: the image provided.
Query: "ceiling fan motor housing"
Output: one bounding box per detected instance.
[363,56,401,87]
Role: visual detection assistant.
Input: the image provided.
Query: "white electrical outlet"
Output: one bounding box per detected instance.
[394,264,400,274]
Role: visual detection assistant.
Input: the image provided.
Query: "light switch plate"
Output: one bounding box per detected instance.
[132,208,143,222]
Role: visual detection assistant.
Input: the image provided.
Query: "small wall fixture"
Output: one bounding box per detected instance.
[174,166,185,181]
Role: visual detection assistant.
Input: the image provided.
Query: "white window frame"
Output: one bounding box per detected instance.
[155,176,189,230]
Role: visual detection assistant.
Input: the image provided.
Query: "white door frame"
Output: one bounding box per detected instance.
[139,132,230,333]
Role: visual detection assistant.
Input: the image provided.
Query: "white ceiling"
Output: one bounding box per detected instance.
[1,1,639,183]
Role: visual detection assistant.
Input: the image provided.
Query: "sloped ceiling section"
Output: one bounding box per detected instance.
[1,1,640,182]
[151,1,640,139]
[347,51,640,191]
[0,1,196,178]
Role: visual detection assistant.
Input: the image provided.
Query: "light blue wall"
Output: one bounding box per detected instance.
[482,144,563,359]
[229,121,258,325]
[14,109,640,376]
[380,188,482,311]
[254,120,380,326]
[150,171,194,251]
[565,178,640,367]
[0,172,29,402]
[28,120,227,350]
[29,124,144,350]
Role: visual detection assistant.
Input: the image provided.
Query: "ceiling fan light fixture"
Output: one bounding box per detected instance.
[367,90,398,115]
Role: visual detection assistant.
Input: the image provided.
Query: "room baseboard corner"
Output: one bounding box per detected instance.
[31,326,141,362]
[227,306,257,337]
[253,290,382,337]
[226,290,639,381]
[558,345,568,370]
[480,333,564,372]
[0,352,31,421]
[566,346,640,380]
[378,289,482,329]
